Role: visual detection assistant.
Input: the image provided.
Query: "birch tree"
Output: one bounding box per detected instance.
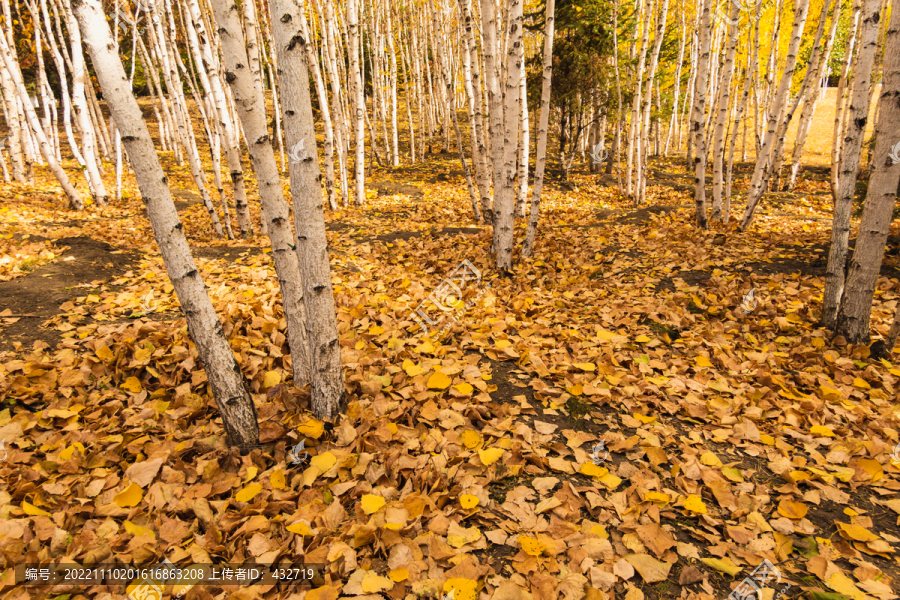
[739,0,812,230]
[836,1,899,343]
[74,0,259,446]
[522,0,555,258]
[690,0,711,228]
[269,0,346,420]
[709,0,739,222]
[210,0,313,388]
[821,0,882,328]
[347,0,366,205]
[0,27,83,209]
[491,0,524,271]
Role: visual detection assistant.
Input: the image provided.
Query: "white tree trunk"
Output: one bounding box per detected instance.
[788,0,841,190]
[637,0,668,206]
[821,0,882,328]
[522,0,555,258]
[515,30,529,218]
[836,1,899,343]
[347,0,366,205]
[831,0,863,199]
[0,28,83,209]
[185,0,253,237]
[709,0,739,221]
[492,0,523,271]
[298,0,338,210]
[269,0,345,420]
[75,0,259,446]
[691,0,711,228]
[211,0,315,389]
[739,0,812,230]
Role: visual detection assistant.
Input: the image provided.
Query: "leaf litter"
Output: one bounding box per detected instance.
[0,156,899,600]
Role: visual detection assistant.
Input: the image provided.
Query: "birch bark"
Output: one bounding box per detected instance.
[347,0,366,205]
[210,0,314,388]
[739,0,812,230]
[0,29,83,208]
[821,0,882,328]
[691,0,711,228]
[269,0,346,420]
[836,0,899,343]
[521,0,555,258]
[75,0,260,446]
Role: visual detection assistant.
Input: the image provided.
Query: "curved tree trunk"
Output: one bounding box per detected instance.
[0,28,83,209]
[836,0,899,343]
[210,0,313,389]
[739,0,812,230]
[75,0,259,446]
[821,0,882,328]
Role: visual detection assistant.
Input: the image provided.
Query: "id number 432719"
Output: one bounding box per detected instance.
[273,568,314,580]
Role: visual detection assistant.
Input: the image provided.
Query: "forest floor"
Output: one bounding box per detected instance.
[1,128,900,600]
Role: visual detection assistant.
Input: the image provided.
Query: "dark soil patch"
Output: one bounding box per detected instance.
[368,180,424,198]
[0,236,141,349]
[190,246,262,260]
[371,226,483,244]
[171,188,204,211]
[617,204,692,225]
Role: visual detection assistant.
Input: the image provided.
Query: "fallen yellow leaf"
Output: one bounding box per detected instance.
[683,494,707,514]
[235,483,262,503]
[427,370,452,390]
[361,494,386,514]
[114,483,143,508]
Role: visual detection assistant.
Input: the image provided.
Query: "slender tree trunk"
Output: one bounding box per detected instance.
[637,0,668,206]
[347,0,366,205]
[460,0,492,222]
[821,0,882,328]
[269,0,345,420]
[836,1,899,343]
[788,0,841,190]
[298,0,338,210]
[186,0,253,237]
[490,0,523,271]
[0,28,83,209]
[211,0,315,389]
[628,0,652,200]
[739,0,812,230]
[75,0,259,446]
[433,6,481,222]
[691,0,711,228]
[515,29,530,218]
[664,9,686,157]
[709,0,739,221]
[482,0,504,253]
[522,0,555,258]
[831,0,863,199]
